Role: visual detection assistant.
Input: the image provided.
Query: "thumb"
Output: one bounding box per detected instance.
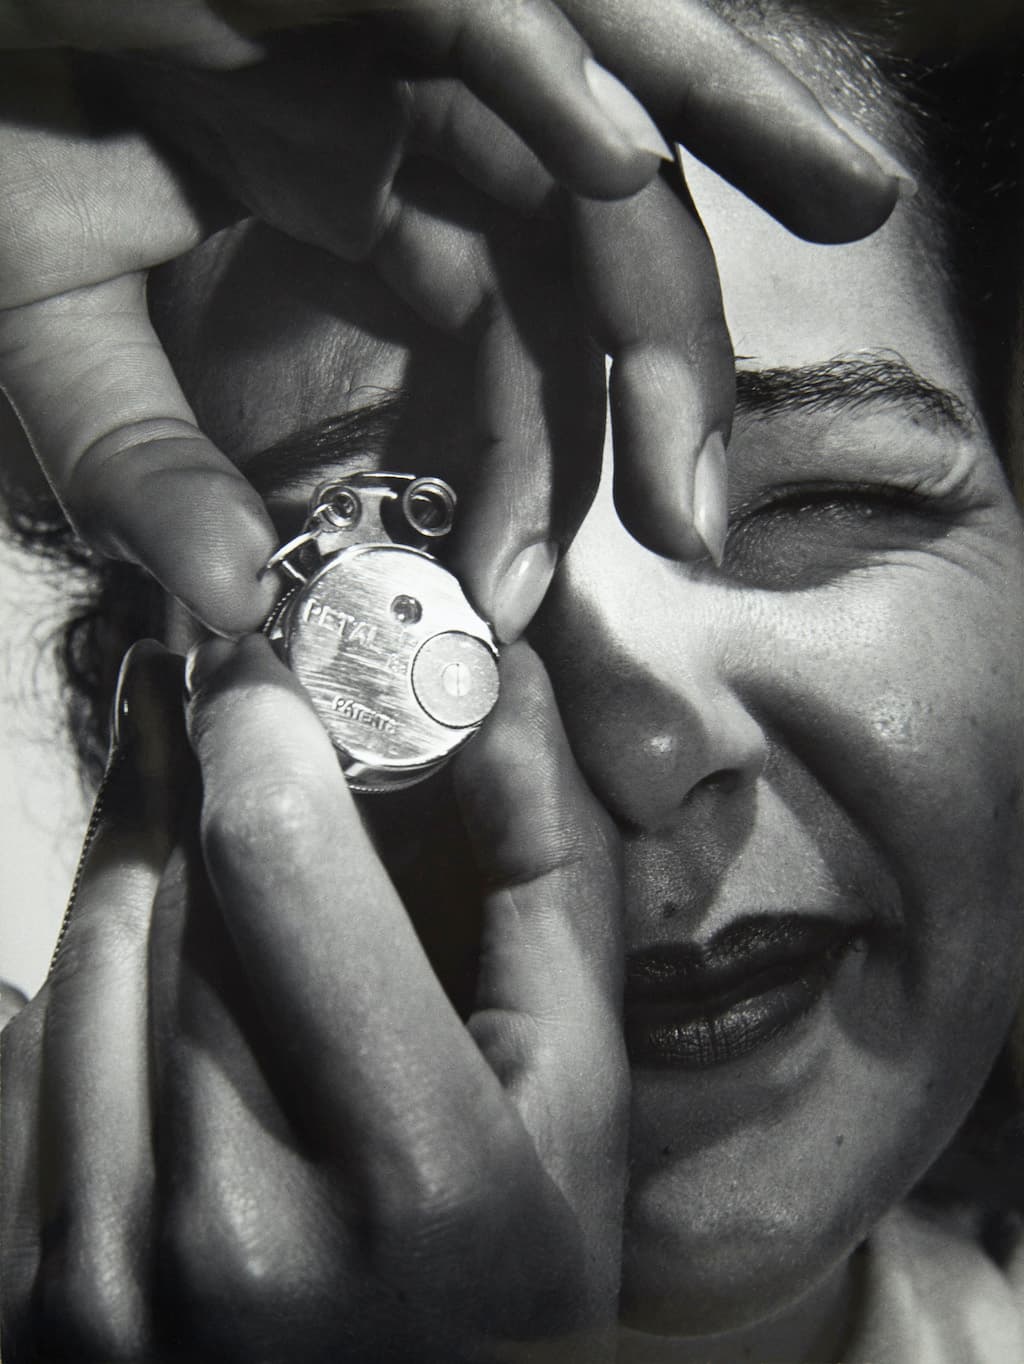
[0,272,280,635]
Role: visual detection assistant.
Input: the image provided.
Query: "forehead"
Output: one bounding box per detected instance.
[682,150,968,404]
[154,223,475,466]
[162,207,969,507]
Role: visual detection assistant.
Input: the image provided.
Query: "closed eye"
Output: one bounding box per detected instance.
[721,481,961,589]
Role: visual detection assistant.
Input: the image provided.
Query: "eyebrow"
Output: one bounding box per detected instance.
[242,354,972,498]
[242,392,407,497]
[735,353,972,431]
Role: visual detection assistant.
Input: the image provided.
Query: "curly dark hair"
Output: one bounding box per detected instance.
[0,450,163,788]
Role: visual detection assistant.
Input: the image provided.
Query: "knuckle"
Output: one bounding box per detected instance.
[160,1182,333,1331]
[372,1115,531,1260]
[497,0,565,47]
[469,1007,543,1087]
[202,771,334,876]
[161,1186,266,1314]
[458,0,574,64]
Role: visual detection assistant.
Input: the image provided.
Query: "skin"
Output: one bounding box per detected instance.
[612,150,1024,1346]
[3,18,1023,1364]
[149,121,1024,1358]
[0,0,899,638]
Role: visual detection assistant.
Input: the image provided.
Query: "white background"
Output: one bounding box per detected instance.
[0,533,88,997]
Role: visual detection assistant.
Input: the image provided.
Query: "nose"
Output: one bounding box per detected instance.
[531,486,767,834]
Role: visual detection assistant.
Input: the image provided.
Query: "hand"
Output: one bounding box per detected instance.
[0,2,903,639]
[1,637,626,1362]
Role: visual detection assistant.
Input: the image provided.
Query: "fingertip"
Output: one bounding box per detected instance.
[490,540,559,644]
[184,637,238,701]
[155,481,283,639]
[582,60,672,162]
[614,428,729,567]
[613,469,706,562]
[692,429,728,566]
[825,106,917,192]
[567,58,673,199]
[100,639,193,838]
[184,632,289,705]
[460,641,551,785]
[798,167,902,246]
[542,122,671,202]
[454,6,669,201]
[72,428,281,638]
[111,638,182,749]
[456,641,560,864]
[452,487,561,645]
[607,344,732,565]
[775,117,907,244]
[177,579,279,642]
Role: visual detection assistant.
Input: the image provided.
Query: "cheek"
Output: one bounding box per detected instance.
[750,545,1024,1061]
[622,546,1024,1332]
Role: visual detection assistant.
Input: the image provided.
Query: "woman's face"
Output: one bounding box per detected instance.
[608,151,1024,1334]
[162,64,1024,1346]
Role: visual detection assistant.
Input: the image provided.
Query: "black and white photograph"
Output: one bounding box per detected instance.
[1,2,1023,1359]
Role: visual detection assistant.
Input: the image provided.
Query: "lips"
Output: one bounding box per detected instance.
[624,916,863,1069]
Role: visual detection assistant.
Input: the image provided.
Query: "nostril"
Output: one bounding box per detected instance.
[690,768,744,799]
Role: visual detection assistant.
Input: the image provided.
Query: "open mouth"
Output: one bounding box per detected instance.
[624,916,864,1069]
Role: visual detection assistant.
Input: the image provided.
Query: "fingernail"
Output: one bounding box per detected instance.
[492,541,559,644]
[583,58,673,162]
[824,106,918,200]
[108,641,189,802]
[894,175,917,202]
[693,431,728,567]
[111,639,173,754]
[184,638,236,700]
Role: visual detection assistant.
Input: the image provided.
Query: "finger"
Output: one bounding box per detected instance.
[455,296,603,643]
[393,0,673,196]
[0,273,281,636]
[186,634,623,1347]
[148,834,351,1359]
[571,165,735,563]
[116,47,607,640]
[0,49,230,316]
[0,0,264,67]
[368,165,605,639]
[185,635,504,1163]
[189,0,667,198]
[243,0,901,234]
[455,642,627,1286]
[32,642,192,1359]
[558,0,905,242]
[1,991,47,1359]
[409,76,557,217]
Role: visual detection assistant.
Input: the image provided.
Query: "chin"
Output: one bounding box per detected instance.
[618,1171,859,1338]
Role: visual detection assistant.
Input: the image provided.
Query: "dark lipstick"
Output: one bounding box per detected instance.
[625,916,863,1069]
